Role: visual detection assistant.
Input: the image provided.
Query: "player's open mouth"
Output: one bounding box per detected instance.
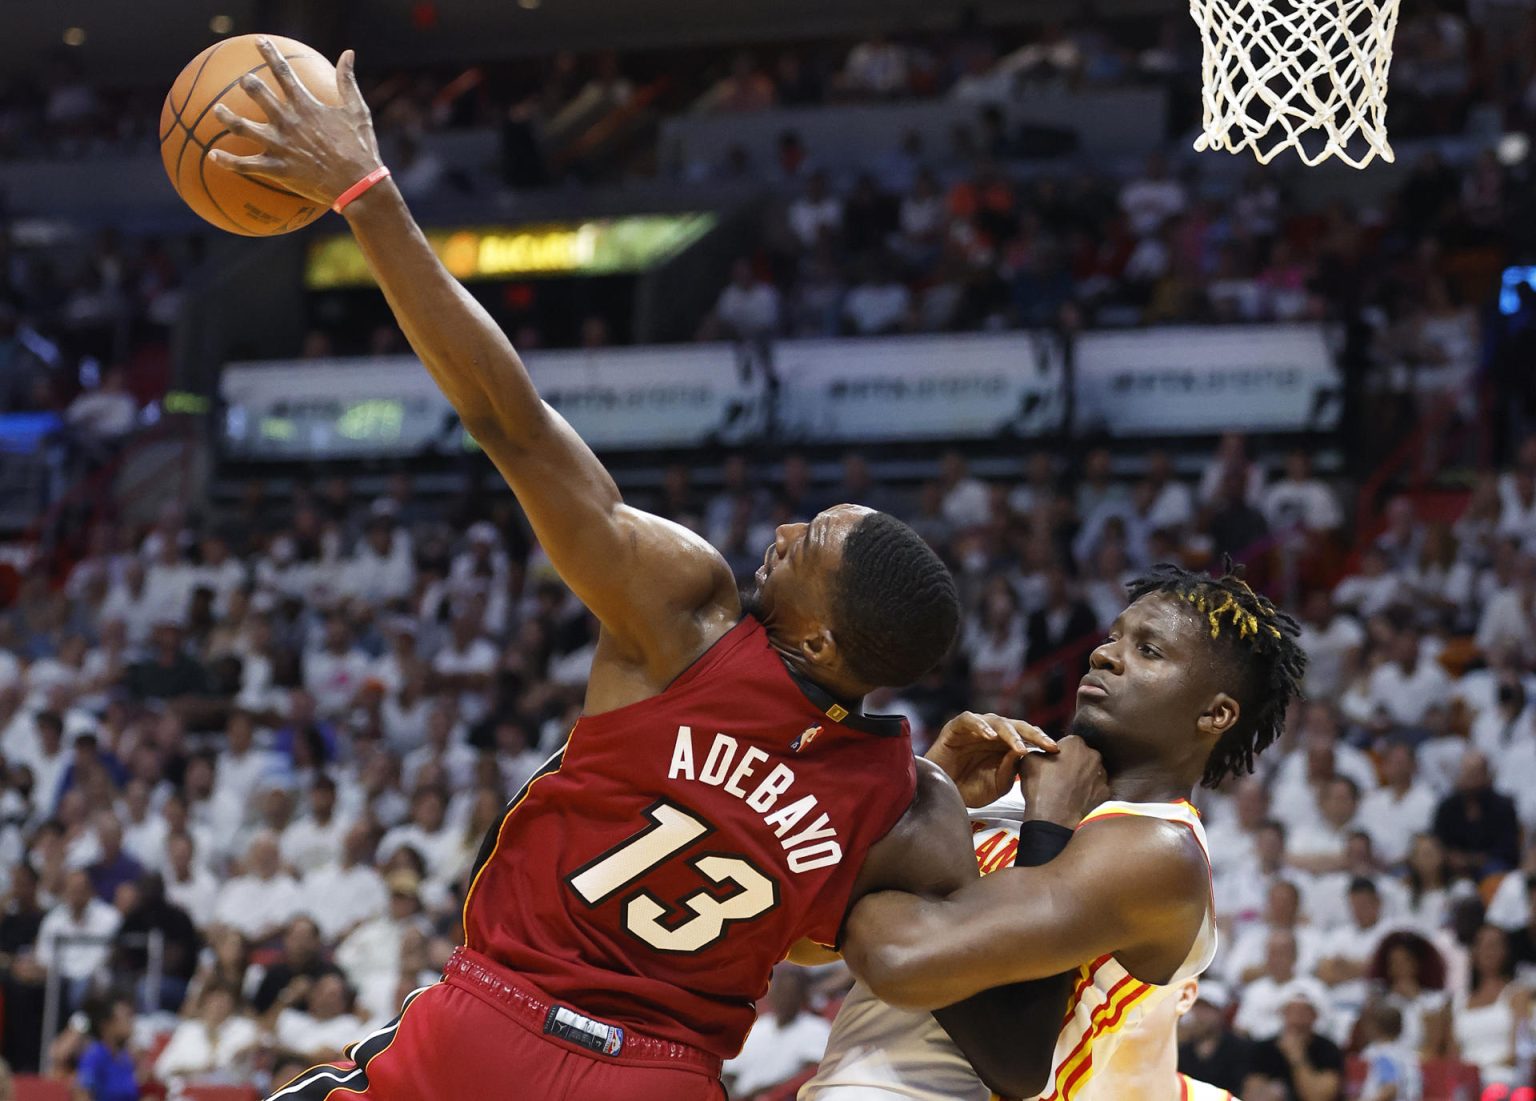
[1077,676,1109,699]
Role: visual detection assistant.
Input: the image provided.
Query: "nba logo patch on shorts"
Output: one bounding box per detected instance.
[545,1004,626,1057]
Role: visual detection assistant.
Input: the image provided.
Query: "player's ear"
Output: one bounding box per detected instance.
[1197,692,1239,739]
[1176,979,1201,1016]
[801,626,837,669]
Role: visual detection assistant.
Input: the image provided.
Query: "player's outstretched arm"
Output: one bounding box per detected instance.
[844,815,1208,1012]
[212,42,734,675]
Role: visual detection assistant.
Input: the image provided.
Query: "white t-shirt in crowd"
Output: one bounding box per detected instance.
[844,282,912,335]
[166,867,221,929]
[724,1010,834,1096]
[432,638,499,726]
[1144,480,1196,532]
[716,282,781,336]
[1476,589,1536,658]
[299,863,389,943]
[304,648,373,718]
[275,1009,367,1058]
[788,196,843,248]
[154,1015,261,1079]
[1263,479,1343,532]
[1358,783,1438,865]
[280,815,347,877]
[37,899,121,981]
[1333,573,1405,618]
[1367,657,1453,726]
[1296,615,1366,700]
[1119,176,1188,237]
[212,873,304,939]
[1232,974,1299,1040]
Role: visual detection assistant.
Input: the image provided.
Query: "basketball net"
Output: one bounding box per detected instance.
[1189,0,1402,168]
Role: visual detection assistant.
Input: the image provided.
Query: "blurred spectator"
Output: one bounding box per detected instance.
[1431,751,1520,876]
[698,54,778,113]
[1243,979,1344,1099]
[723,966,832,1099]
[37,868,119,1001]
[842,259,914,335]
[840,34,912,98]
[707,260,782,343]
[251,916,342,1015]
[1263,452,1343,535]
[110,881,193,1017]
[75,993,140,1101]
[1234,930,1304,1039]
[788,172,844,251]
[1449,924,1527,1087]
[1177,980,1254,1094]
[1355,1002,1422,1101]
[1120,154,1188,239]
[1368,931,1450,1056]
[1358,743,1437,866]
[211,833,302,945]
[270,971,366,1064]
[152,979,259,1083]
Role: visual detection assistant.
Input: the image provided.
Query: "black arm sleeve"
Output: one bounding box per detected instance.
[930,820,1079,1099]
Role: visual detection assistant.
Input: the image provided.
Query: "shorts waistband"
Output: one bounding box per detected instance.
[444,947,723,1077]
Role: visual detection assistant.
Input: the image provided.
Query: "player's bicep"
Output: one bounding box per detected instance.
[475,406,733,653]
[849,759,978,901]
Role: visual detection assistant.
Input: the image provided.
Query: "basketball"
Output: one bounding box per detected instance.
[159,34,343,236]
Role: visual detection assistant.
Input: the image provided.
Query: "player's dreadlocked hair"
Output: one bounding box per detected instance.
[831,512,960,687]
[1125,559,1307,788]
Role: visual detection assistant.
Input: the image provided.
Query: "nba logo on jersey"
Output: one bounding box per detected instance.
[792,725,822,752]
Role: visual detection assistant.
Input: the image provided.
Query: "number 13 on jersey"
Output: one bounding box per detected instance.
[566,801,781,953]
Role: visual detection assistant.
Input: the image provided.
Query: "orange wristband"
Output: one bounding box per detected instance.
[333,165,391,214]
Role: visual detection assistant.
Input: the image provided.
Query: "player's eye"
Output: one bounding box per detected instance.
[1139,644,1161,658]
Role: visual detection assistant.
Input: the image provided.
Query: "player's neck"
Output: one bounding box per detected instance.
[771,642,870,706]
[1107,762,1193,805]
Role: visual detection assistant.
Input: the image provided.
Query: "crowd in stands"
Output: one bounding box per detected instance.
[0,225,189,463]
[0,422,1531,1098]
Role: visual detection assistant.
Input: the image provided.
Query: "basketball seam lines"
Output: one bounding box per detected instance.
[168,49,315,234]
[159,41,223,145]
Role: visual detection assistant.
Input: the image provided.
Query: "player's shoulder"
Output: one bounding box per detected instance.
[1075,809,1208,891]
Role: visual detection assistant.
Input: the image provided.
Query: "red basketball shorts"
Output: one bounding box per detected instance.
[266,947,728,1101]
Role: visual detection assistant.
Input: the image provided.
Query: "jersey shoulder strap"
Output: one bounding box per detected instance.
[1079,799,1210,861]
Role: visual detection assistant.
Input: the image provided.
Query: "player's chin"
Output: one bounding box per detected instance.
[1068,709,1114,749]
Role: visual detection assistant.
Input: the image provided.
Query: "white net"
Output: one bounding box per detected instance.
[1189,0,1403,169]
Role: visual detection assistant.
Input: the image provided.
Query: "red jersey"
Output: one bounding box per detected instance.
[462,616,917,1059]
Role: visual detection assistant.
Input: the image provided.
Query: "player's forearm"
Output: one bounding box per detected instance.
[932,822,1079,1099]
[933,975,1072,1099]
[845,876,1097,1009]
[341,181,552,444]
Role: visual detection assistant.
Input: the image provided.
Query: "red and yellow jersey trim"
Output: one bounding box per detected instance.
[1037,968,1157,1101]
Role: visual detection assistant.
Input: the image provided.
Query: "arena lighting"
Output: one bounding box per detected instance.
[1497,131,1530,167]
[304,213,718,288]
[210,14,235,34]
[62,27,86,46]
[518,0,542,9]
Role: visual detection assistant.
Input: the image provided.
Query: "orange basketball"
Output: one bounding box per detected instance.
[160,34,342,236]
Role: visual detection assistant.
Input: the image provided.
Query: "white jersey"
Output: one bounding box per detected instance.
[1179,1075,1241,1101]
[802,791,1217,1101]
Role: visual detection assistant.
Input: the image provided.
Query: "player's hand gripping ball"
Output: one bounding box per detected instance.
[161,35,379,235]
